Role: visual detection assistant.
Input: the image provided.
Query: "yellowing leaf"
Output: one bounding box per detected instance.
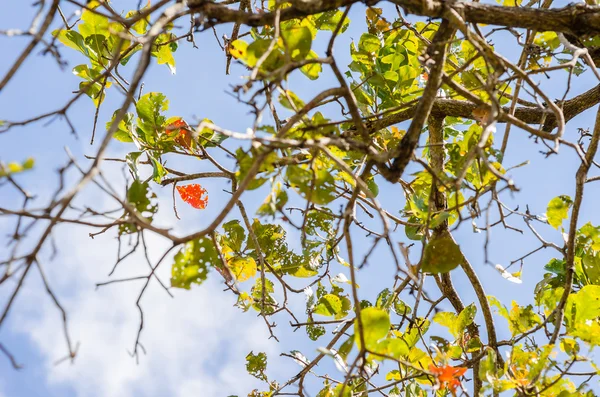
[229,256,257,282]
[228,39,248,60]
[547,195,573,229]
[79,5,110,38]
[314,294,343,317]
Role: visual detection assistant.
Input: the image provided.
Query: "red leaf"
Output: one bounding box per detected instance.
[167,118,193,149]
[166,118,187,134]
[176,184,208,209]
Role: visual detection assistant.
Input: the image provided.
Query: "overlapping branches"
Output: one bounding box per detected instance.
[1,0,600,396]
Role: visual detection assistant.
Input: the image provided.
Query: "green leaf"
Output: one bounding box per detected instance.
[79,6,109,38]
[420,231,464,273]
[244,39,284,71]
[314,294,343,317]
[149,155,166,183]
[488,295,510,320]
[125,152,143,180]
[579,222,600,251]
[355,307,390,350]
[393,299,412,316]
[374,337,410,360]
[53,29,89,56]
[338,335,354,359]
[108,111,135,142]
[281,25,312,60]
[126,8,150,34]
[250,278,277,314]
[84,34,108,66]
[478,348,498,380]
[366,175,379,197]
[279,90,305,110]
[358,33,380,53]
[246,351,268,381]
[433,311,457,336]
[508,301,542,335]
[235,148,278,190]
[314,10,350,33]
[170,237,219,289]
[455,303,477,336]
[307,322,326,341]
[119,180,158,234]
[257,182,288,217]
[581,253,600,285]
[22,157,34,170]
[375,288,392,309]
[568,285,600,323]
[73,64,112,105]
[222,220,246,252]
[153,34,178,74]
[405,216,424,241]
[136,92,169,141]
[301,50,322,80]
[547,195,573,229]
[560,338,580,356]
[286,164,336,205]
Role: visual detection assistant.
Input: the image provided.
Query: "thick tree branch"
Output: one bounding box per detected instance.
[366,84,600,135]
[189,0,600,36]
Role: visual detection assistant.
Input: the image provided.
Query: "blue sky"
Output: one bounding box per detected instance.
[1,0,600,396]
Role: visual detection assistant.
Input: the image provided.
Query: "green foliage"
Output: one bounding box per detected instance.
[246,351,268,381]
[433,303,477,339]
[171,237,218,289]
[489,296,542,336]
[285,162,336,205]
[18,1,600,395]
[118,180,158,234]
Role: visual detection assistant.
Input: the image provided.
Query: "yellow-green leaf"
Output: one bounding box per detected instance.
[229,256,257,282]
[547,195,572,229]
[421,232,464,273]
[355,307,390,350]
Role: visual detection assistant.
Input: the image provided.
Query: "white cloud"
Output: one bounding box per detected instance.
[6,184,283,397]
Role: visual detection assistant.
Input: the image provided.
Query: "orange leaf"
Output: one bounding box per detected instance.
[472,107,489,124]
[167,118,193,149]
[167,118,188,132]
[429,364,467,395]
[176,184,208,209]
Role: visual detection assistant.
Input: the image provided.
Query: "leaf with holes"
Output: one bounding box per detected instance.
[119,180,158,235]
[246,351,268,381]
[176,184,208,209]
[171,237,219,289]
